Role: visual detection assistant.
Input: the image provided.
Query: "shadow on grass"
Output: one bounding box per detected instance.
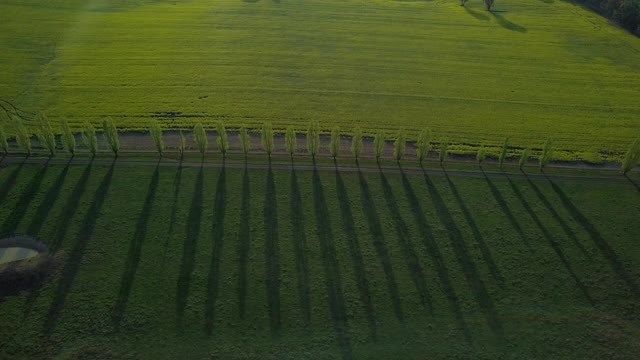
[492,12,527,33]
[522,174,592,259]
[334,162,377,341]
[357,166,404,322]
[237,161,251,319]
[312,164,352,360]
[481,169,532,251]
[545,176,640,298]
[26,159,73,236]
[112,163,161,327]
[401,167,471,342]
[443,170,505,288]
[162,156,184,270]
[265,159,281,335]
[422,167,504,338]
[378,166,433,312]
[45,160,116,334]
[176,164,204,327]
[624,174,640,192]
[205,163,227,335]
[465,6,490,21]
[506,176,594,305]
[289,161,311,326]
[0,157,27,205]
[0,160,50,236]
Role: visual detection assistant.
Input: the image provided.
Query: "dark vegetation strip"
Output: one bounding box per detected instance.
[264,162,281,335]
[237,163,251,319]
[289,164,311,326]
[205,165,227,334]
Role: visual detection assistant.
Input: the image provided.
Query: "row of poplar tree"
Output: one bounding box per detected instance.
[1,115,639,174]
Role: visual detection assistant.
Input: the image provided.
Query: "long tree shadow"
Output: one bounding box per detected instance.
[481,170,532,251]
[506,176,594,305]
[205,163,227,335]
[545,176,640,298]
[289,161,311,326]
[45,160,116,334]
[493,12,527,33]
[623,174,639,192]
[422,168,504,338]
[237,161,251,319]
[335,162,377,341]
[443,170,505,288]
[176,164,204,327]
[522,174,591,259]
[162,156,184,271]
[465,6,490,21]
[357,167,404,322]
[112,163,161,327]
[378,166,433,312]
[0,161,50,236]
[26,159,73,236]
[0,158,27,205]
[312,164,352,360]
[264,159,281,335]
[400,168,471,342]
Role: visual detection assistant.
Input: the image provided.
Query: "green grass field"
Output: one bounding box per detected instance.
[1,0,640,161]
[0,160,639,359]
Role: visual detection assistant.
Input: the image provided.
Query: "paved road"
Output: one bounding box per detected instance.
[1,154,638,188]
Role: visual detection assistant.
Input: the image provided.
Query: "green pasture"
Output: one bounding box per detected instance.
[1,0,639,160]
[0,160,639,359]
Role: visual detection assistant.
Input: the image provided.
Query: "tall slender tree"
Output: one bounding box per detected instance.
[330,126,340,159]
[416,128,432,164]
[239,126,250,156]
[150,121,164,156]
[285,126,297,158]
[0,124,8,154]
[498,137,510,169]
[103,117,120,156]
[15,119,31,155]
[61,118,76,155]
[477,147,487,165]
[178,130,186,156]
[216,121,229,157]
[351,127,363,161]
[36,112,56,156]
[622,137,640,175]
[374,130,385,160]
[539,139,554,170]
[519,148,531,170]
[307,121,321,159]
[394,129,406,162]
[194,123,208,157]
[484,0,495,11]
[439,138,448,164]
[261,122,274,157]
[82,121,98,156]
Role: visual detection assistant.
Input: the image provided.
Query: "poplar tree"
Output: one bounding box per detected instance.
[622,137,640,175]
[351,127,363,161]
[519,148,531,169]
[216,121,229,157]
[194,123,208,157]
[498,137,509,169]
[15,119,31,155]
[61,118,76,155]
[261,122,274,157]
[285,126,297,158]
[0,125,8,154]
[178,130,186,156]
[239,126,250,156]
[36,112,56,156]
[82,121,98,156]
[329,126,340,159]
[394,129,406,161]
[439,138,448,164]
[416,128,432,164]
[150,121,164,156]
[374,130,385,160]
[307,121,320,159]
[477,147,487,164]
[103,117,120,156]
[539,139,554,170]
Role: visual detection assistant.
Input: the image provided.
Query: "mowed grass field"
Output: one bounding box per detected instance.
[0,160,639,359]
[1,0,640,160]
